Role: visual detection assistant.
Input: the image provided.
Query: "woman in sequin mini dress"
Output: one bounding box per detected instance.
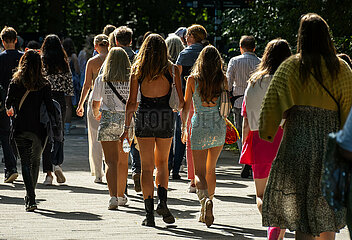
[181,45,226,227]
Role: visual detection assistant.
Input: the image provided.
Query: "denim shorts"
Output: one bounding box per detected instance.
[97,111,125,142]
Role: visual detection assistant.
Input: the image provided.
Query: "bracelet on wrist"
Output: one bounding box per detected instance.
[124,125,132,131]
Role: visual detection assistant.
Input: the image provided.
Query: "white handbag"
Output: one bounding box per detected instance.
[169,65,181,111]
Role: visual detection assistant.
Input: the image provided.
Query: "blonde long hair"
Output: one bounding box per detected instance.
[131,34,170,82]
[102,47,130,82]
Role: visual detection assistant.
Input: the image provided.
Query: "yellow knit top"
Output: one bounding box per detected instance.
[259,55,352,142]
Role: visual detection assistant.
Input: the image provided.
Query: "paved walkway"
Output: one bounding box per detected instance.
[0,119,349,239]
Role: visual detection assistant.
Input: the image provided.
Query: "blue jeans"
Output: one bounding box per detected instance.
[0,131,17,174]
[130,139,141,174]
[168,113,185,175]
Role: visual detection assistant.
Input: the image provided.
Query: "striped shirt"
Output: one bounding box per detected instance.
[226,52,261,108]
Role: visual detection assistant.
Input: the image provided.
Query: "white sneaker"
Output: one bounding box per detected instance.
[108,197,118,210]
[54,165,66,183]
[43,175,53,185]
[188,183,196,193]
[94,177,103,183]
[117,194,128,206]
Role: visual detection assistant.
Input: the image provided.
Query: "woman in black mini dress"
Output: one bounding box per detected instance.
[122,34,184,227]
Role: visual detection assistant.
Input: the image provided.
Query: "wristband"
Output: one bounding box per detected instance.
[124,125,132,131]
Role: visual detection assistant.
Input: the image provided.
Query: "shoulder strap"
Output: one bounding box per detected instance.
[311,72,340,123]
[164,66,173,84]
[172,65,175,84]
[19,90,30,111]
[106,81,126,105]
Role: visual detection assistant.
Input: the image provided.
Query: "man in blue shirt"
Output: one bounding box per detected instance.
[0,26,23,183]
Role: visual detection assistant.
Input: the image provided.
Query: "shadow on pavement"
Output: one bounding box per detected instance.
[35,208,103,221]
[215,194,256,204]
[213,223,295,239]
[154,224,257,239]
[0,182,109,195]
[36,183,109,195]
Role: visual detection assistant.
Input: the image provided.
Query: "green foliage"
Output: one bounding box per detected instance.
[222,0,352,57]
[0,0,211,49]
[1,0,351,57]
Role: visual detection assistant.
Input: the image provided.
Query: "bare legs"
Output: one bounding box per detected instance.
[192,145,223,227]
[137,137,172,199]
[254,178,268,214]
[192,145,223,196]
[101,141,128,197]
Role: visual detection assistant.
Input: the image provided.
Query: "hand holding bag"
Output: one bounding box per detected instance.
[169,65,181,111]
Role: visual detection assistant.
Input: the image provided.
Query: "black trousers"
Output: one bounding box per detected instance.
[15,132,45,199]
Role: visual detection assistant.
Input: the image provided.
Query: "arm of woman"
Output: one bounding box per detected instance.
[91,75,103,121]
[92,100,101,121]
[120,74,139,141]
[177,65,182,77]
[242,117,250,145]
[174,64,184,109]
[76,60,93,117]
[181,76,194,144]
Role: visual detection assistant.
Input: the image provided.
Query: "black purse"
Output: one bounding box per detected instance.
[311,72,352,211]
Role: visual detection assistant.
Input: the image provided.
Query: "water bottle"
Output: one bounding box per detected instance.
[122,138,130,153]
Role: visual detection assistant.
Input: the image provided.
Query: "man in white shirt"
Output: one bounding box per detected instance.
[226,35,260,178]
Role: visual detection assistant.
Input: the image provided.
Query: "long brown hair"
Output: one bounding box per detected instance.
[41,34,70,74]
[12,50,48,90]
[191,45,225,103]
[131,34,170,82]
[249,38,291,86]
[297,13,340,83]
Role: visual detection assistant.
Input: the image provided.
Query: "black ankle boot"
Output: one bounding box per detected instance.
[142,197,155,227]
[156,185,175,224]
[24,196,37,212]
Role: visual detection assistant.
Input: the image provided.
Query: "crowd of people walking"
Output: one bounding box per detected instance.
[1,12,352,240]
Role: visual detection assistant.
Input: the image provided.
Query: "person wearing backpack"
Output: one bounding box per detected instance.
[5,50,55,211]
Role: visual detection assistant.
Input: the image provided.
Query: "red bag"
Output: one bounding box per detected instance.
[225,119,240,144]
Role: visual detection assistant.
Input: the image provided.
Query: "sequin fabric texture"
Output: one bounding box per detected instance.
[97,111,125,142]
[190,81,226,150]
